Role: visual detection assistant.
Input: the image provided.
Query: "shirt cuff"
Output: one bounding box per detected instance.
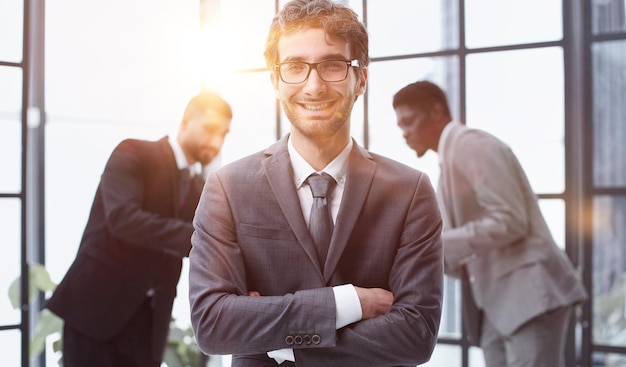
[333,284,362,329]
[267,348,294,363]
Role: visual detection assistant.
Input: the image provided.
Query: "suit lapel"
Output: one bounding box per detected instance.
[438,123,462,228]
[323,143,376,280]
[262,137,325,277]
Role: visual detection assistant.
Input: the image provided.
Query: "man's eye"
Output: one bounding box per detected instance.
[285,63,306,72]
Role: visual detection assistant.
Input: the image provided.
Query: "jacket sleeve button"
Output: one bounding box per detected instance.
[311,334,321,344]
[285,335,294,345]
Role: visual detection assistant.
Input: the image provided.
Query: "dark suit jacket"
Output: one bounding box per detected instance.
[438,122,587,342]
[46,136,203,360]
[189,136,444,367]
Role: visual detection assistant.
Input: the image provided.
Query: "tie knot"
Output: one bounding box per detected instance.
[307,173,335,198]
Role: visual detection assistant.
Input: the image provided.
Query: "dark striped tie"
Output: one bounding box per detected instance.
[306,173,335,269]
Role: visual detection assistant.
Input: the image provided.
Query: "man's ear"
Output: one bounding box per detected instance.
[431,102,444,119]
[355,67,367,96]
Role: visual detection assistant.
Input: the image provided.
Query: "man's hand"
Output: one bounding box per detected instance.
[354,287,393,319]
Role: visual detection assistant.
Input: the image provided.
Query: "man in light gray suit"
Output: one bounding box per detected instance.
[393,80,588,367]
[188,1,444,366]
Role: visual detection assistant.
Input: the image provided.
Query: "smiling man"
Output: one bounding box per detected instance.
[188,1,444,366]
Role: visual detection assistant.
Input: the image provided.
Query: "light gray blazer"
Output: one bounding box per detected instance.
[438,122,587,337]
[189,135,444,367]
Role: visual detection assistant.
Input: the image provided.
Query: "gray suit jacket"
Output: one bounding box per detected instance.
[189,135,444,367]
[438,122,587,339]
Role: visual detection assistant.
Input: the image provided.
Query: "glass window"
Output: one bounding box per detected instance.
[593,352,626,367]
[45,0,201,124]
[368,0,459,57]
[0,329,21,367]
[466,47,565,194]
[219,71,280,162]
[469,346,486,367]
[592,40,626,188]
[0,66,22,112]
[0,66,22,194]
[0,199,21,326]
[0,0,23,62]
[592,0,626,35]
[218,1,275,71]
[0,118,21,194]
[439,276,462,339]
[422,343,461,366]
[465,0,562,48]
[538,199,566,250]
[592,195,626,347]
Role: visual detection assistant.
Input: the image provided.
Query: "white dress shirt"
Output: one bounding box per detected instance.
[267,137,362,363]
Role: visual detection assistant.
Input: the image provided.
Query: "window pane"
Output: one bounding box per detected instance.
[368,0,459,57]
[0,118,22,193]
[0,329,22,367]
[539,199,565,250]
[466,47,564,194]
[0,199,21,326]
[593,352,626,367]
[592,195,626,347]
[0,0,23,62]
[46,0,201,123]
[470,346,487,367]
[592,40,626,188]
[465,0,562,48]
[0,66,22,112]
[422,343,461,366]
[367,56,460,187]
[0,65,22,193]
[439,276,462,339]
[219,1,276,70]
[592,0,626,35]
[219,71,279,164]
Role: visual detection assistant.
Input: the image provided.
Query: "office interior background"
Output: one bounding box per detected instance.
[1,0,625,366]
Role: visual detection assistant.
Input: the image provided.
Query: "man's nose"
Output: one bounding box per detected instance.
[302,68,327,96]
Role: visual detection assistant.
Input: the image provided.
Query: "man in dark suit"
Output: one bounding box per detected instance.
[188,1,444,366]
[46,92,232,367]
[392,80,588,367]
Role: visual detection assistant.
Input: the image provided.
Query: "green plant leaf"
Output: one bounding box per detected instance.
[30,309,63,358]
[8,262,57,309]
[31,263,57,292]
[163,347,184,367]
[7,275,21,309]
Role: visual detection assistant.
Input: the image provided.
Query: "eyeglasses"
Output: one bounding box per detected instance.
[275,59,360,84]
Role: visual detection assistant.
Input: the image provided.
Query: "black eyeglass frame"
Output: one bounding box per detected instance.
[274,59,360,84]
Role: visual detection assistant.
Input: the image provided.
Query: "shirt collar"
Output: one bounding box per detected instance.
[437,121,455,164]
[288,135,351,189]
[168,135,198,175]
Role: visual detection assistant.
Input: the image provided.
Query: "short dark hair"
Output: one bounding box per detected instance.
[393,80,451,118]
[264,0,369,71]
[184,92,232,121]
